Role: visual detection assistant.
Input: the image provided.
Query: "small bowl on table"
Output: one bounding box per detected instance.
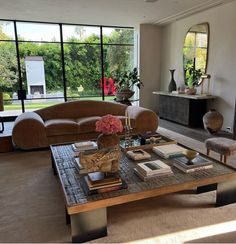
[183,149,199,165]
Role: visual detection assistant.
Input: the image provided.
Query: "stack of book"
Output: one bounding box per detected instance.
[74,157,87,174]
[173,155,213,173]
[134,160,173,181]
[126,149,151,161]
[82,172,127,195]
[152,144,185,159]
[72,141,97,152]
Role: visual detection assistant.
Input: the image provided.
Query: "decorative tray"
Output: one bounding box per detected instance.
[119,134,176,152]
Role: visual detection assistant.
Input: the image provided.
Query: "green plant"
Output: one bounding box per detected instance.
[112,67,143,92]
[3,92,12,105]
[184,63,202,88]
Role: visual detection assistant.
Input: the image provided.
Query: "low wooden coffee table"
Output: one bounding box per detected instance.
[50,143,236,243]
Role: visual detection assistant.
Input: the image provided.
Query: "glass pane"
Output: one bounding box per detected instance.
[196,33,207,48]
[0,41,21,114]
[64,44,102,99]
[24,99,63,111]
[19,42,64,111]
[103,27,134,44]
[183,47,195,67]
[103,45,134,100]
[196,48,207,72]
[63,25,100,43]
[0,21,15,40]
[184,32,195,48]
[16,22,60,42]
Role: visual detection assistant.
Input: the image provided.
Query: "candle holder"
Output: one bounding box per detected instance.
[124,125,133,148]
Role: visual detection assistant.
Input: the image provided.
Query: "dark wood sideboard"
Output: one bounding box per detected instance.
[153,91,216,127]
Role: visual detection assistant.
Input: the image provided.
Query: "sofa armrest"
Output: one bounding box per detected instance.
[126,106,159,133]
[12,112,48,150]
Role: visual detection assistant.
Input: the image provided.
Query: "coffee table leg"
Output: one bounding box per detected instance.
[65,207,70,225]
[197,183,217,194]
[216,180,236,207]
[71,208,107,243]
[50,152,57,175]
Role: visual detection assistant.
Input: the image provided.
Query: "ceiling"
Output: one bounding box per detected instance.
[0,0,234,27]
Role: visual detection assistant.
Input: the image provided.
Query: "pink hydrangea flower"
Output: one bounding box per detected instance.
[96,114,123,135]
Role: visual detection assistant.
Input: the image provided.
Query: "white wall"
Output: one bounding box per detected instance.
[160,1,236,131]
[139,24,161,112]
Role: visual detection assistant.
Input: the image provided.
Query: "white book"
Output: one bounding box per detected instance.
[173,162,213,173]
[134,168,173,181]
[126,149,151,161]
[153,144,185,158]
[136,160,172,176]
[72,141,97,152]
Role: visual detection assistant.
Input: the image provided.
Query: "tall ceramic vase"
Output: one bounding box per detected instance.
[168,69,177,93]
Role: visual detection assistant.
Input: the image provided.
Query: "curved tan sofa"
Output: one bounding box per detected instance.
[12,100,158,150]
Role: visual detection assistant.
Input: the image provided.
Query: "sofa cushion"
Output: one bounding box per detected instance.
[45,119,78,136]
[77,116,101,134]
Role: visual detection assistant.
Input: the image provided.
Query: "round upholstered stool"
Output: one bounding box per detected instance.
[205,137,236,164]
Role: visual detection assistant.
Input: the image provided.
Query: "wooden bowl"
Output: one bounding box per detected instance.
[183,149,199,161]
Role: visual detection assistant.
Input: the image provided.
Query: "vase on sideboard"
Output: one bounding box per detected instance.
[168,69,177,93]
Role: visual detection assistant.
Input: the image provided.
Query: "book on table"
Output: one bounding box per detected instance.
[135,160,173,180]
[126,149,151,161]
[74,157,87,174]
[134,168,173,181]
[82,173,127,195]
[152,144,185,159]
[87,172,121,187]
[72,141,97,152]
[173,155,213,173]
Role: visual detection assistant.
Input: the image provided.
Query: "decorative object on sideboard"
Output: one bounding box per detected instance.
[177,84,186,94]
[200,74,211,95]
[96,114,123,149]
[185,86,197,95]
[203,109,224,134]
[184,62,202,95]
[168,69,177,93]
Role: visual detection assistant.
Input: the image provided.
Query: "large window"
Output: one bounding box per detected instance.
[103,27,134,100]
[63,25,102,100]
[0,20,135,117]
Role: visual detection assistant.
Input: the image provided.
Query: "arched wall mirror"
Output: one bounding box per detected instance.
[183,23,209,87]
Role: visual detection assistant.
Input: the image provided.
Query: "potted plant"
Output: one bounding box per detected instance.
[184,63,202,95]
[112,67,143,101]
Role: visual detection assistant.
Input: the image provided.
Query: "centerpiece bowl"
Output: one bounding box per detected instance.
[183,149,199,164]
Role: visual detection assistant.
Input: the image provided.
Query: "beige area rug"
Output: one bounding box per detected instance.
[0,127,236,243]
